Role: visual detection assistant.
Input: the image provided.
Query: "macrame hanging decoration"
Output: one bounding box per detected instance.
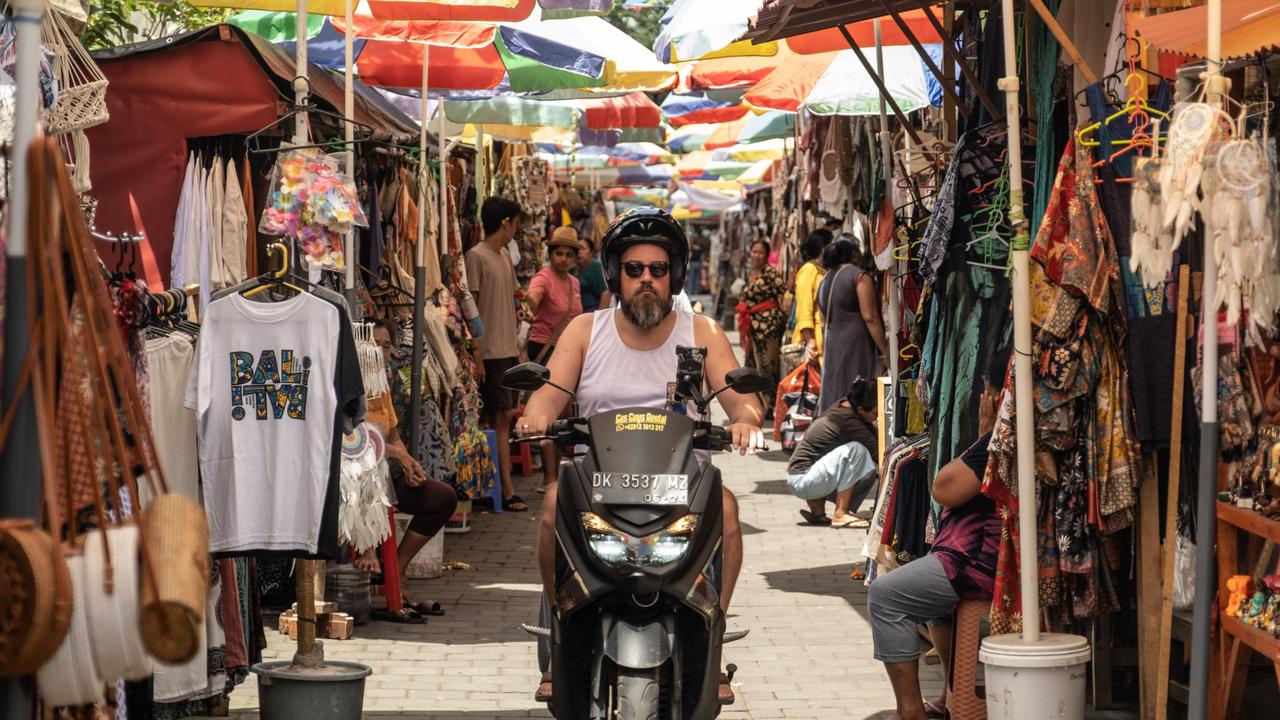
[338,424,392,553]
[1158,102,1219,245]
[353,322,390,398]
[40,6,110,193]
[1128,119,1176,288]
[1203,116,1278,339]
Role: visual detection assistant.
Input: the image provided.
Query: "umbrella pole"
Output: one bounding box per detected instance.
[343,0,356,307]
[1,0,46,713]
[1188,2,1224,717]
[439,95,448,259]
[409,51,430,466]
[997,0,1040,643]
[875,18,899,446]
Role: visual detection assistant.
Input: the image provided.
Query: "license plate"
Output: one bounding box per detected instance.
[591,472,689,506]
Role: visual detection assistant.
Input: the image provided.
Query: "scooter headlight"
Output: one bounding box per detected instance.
[580,513,699,568]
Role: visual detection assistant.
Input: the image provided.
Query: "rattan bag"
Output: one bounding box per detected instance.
[140,494,210,663]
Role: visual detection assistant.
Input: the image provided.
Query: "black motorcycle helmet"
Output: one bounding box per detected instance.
[599,206,689,295]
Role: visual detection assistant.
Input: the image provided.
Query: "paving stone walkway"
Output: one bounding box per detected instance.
[222,425,934,720]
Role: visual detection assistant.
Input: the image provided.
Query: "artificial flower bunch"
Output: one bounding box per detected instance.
[259,147,367,270]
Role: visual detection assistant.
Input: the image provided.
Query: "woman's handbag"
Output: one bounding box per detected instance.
[37,553,103,707]
[84,525,153,681]
[140,494,210,663]
[0,519,72,677]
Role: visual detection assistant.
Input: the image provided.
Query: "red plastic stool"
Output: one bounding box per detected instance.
[947,599,989,720]
[509,406,535,477]
[374,509,403,614]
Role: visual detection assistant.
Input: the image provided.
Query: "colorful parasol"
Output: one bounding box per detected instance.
[662,91,750,127]
[785,8,944,54]
[743,44,939,115]
[364,0,535,21]
[653,0,778,63]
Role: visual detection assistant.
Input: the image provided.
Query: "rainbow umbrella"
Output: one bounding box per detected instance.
[364,0,535,21]
[667,122,716,153]
[661,90,749,127]
[653,0,778,62]
[737,110,795,144]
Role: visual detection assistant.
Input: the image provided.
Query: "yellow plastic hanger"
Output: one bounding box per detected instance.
[243,242,305,298]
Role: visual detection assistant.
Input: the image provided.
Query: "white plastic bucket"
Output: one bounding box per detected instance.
[979,633,1091,720]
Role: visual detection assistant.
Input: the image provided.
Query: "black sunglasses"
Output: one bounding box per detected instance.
[621,260,670,279]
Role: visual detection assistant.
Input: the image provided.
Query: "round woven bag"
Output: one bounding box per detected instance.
[37,553,103,707]
[84,526,153,681]
[140,494,209,663]
[0,520,72,677]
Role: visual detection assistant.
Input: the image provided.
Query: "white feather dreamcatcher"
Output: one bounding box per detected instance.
[1129,119,1177,288]
[339,423,393,553]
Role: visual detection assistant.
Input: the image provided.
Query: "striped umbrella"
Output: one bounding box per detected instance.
[661,90,749,127]
[653,0,778,63]
[363,0,536,21]
[743,44,940,115]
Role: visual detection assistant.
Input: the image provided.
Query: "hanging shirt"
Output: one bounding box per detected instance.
[171,154,196,287]
[186,292,363,557]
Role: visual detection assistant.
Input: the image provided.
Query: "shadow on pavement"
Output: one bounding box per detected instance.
[760,562,871,616]
[750,479,792,496]
[754,449,791,464]
[229,712,552,719]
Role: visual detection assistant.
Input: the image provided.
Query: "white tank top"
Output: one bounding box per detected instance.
[577,307,703,422]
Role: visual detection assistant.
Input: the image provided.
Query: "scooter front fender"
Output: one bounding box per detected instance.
[600,614,676,670]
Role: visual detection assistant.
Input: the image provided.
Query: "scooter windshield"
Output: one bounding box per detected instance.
[587,408,696,480]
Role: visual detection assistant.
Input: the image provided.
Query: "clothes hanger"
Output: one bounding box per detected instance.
[243,242,308,298]
[246,96,379,156]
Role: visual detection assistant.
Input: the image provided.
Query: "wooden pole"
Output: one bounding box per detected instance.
[876,0,972,121]
[1024,0,1100,85]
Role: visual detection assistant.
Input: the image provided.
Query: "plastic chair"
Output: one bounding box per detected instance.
[947,599,989,720]
[481,428,505,512]
[375,508,403,614]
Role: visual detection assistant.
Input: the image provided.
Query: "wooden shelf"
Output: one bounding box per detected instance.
[1219,612,1280,662]
[1216,502,1280,544]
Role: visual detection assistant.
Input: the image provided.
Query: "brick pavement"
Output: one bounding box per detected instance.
[221,438,934,720]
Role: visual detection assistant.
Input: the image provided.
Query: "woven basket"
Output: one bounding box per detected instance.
[36,554,103,707]
[84,526,153,681]
[140,495,209,664]
[41,6,109,135]
[0,520,72,677]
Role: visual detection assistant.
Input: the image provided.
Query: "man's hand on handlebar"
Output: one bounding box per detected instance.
[728,423,766,455]
[516,415,552,438]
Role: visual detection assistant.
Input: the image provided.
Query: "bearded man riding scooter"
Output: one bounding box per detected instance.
[516,207,766,711]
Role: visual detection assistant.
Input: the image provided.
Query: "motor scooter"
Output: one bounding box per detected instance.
[502,350,770,720]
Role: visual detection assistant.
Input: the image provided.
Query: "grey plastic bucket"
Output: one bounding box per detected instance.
[252,661,373,720]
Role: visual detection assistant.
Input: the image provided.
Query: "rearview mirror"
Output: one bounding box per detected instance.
[724,368,772,395]
[501,362,550,392]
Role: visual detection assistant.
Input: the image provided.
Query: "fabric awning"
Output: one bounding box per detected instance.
[1134,0,1280,60]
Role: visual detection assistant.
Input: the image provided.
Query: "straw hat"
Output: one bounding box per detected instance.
[548,226,583,251]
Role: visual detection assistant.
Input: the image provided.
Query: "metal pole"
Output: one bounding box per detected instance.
[1188,2,1223,716]
[343,0,356,308]
[1,0,45,715]
[439,98,448,258]
[293,0,309,143]
[997,0,1040,643]
[876,19,899,445]
[409,49,429,459]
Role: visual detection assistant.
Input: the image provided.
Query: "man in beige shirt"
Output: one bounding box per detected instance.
[465,197,528,512]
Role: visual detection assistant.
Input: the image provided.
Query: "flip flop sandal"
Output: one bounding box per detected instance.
[799,509,832,526]
[832,516,871,529]
[535,671,553,703]
[404,597,445,616]
[505,495,530,512]
[924,699,946,718]
[372,607,427,624]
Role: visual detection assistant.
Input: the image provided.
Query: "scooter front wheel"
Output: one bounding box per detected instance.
[614,667,659,720]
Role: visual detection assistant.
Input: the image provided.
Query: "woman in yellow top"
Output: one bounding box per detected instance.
[791,229,834,359]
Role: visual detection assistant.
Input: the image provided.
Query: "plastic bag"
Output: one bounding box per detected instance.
[259,146,367,271]
[774,360,821,450]
[1172,533,1196,610]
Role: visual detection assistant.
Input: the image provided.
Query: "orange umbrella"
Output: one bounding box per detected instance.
[741,51,840,112]
[1135,0,1280,60]
[702,117,750,150]
[688,43,796,91]
[786,8,944,54]
[366,0,536,21]
[331,15,509,89]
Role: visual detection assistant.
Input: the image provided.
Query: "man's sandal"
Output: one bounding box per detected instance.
[535,672,553,703]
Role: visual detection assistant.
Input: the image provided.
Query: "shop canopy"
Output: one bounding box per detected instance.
[1134,0,1280,60]
[784,7,944,54]
[744,44,940,115]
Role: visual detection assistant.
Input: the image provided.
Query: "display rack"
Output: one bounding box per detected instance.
[1212,501,1280,719]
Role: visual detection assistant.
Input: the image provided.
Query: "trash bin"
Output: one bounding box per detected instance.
[252,660,372,720]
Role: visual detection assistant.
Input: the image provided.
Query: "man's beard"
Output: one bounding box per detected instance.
[620,287,672,330]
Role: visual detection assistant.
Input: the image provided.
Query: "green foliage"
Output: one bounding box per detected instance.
[604,1,670,53]
[81,0,232,51]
